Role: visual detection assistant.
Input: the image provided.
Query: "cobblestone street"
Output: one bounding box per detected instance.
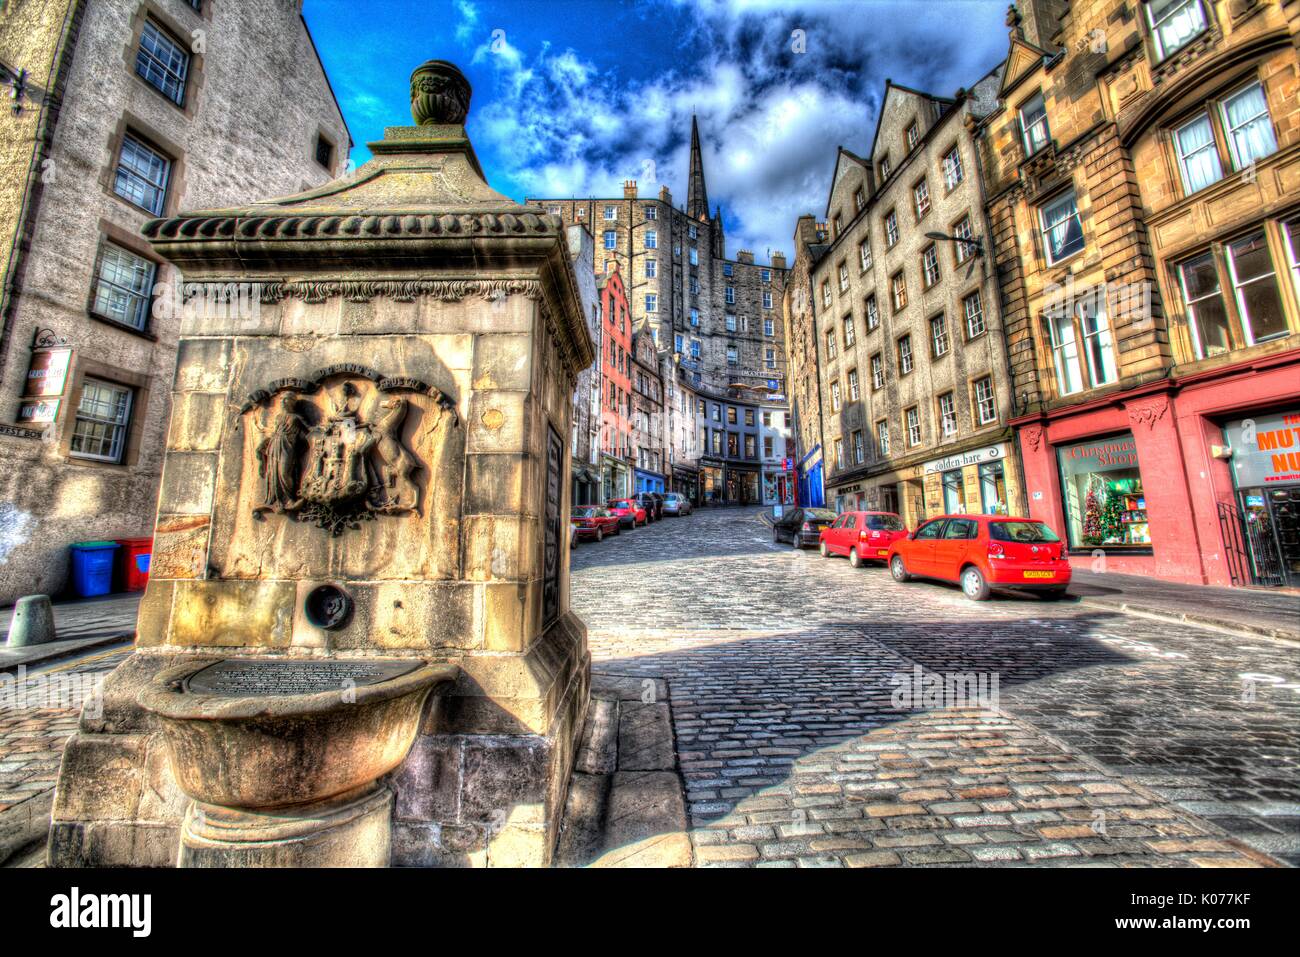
[572,508,1300,867]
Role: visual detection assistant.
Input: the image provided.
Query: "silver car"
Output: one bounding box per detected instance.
[661,492,693,516]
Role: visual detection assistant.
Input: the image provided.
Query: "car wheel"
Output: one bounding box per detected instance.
[595,527,603,543]
[791,536,802,551]
[890,555,911,583]
[773,528,781,544]
[819,541,829,558]
[961,566,991,601]
[613,524,621,535]
[849,547,863,568]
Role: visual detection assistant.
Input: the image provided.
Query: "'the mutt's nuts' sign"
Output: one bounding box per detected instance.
[1224,411,1300,486]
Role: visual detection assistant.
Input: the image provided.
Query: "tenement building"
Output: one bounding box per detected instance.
[783,216,831,507]
[0,0,348,603]
[979,0,1300,587]
[528,117,794,505]
[630,320,666,493]
[567,224,603,505]
[807,71,1023,525]
[597,261,633,500]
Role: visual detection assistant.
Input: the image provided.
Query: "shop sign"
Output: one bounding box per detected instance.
[836,483,863,494]
[923,443,1006,476]
[24,347,71,398]
[1223,411,1300,487]
[1057,434,1139,477]
[17,398,60,425]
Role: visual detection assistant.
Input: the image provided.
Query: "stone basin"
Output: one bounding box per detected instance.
[137,658,457,810]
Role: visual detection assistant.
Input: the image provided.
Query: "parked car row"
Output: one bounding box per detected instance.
[778,507,1072,601]
[571,492,693,547]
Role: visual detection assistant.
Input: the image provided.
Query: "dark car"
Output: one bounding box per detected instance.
[635,492,664,522]
[772,507,838,549]
[570,506,621,542]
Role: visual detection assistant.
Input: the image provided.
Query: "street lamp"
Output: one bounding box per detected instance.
[924,230,984,260]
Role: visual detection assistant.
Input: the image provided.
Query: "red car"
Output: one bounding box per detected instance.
[606,498,647,529]
[819,511,910,567]
[571,506,621,542]
[887,514,1071,600]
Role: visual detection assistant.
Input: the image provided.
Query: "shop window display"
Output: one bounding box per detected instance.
[1057,432,1149,549]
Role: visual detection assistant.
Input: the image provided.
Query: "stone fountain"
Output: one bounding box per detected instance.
[48,59,594,867]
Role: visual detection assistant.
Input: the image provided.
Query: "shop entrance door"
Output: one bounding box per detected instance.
[1266,486,1300,587]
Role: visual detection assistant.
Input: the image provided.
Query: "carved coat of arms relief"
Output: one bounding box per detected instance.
[241,366,457,535]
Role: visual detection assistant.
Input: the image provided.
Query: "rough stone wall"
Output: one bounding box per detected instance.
[566,225,599,470]
[0,0,348,604]
[813,78,1016,496]
[782,216,827,477]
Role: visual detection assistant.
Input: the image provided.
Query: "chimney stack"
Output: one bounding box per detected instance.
[737,250,754,264]
[659,185,672,205]
[623,180,638,199]
[771,251,787,270]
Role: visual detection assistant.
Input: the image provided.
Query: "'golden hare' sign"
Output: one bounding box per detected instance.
[241,365,458,535]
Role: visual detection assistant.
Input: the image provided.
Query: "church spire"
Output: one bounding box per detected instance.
[686,115,710,221]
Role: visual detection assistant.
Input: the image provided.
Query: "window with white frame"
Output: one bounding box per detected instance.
[847,368,860,401]
[885,209,899,247]
[604,230,616,249]
[1285,220,1300,307]
[859,240,872,272]
[1225,229,1288,345]
[1174,113,1223,194]
[645,206,656,220]
[689,247,698,266]
[822,280,832,308]
[689,225,698,239]
[1177,250,1232,358]
[852,430,865,464]
[891,271,907,312]
[897,334,913,375]
[726,285,735,304]
[1039,188,1085,264]
[645,293,657,312]
[1019,91,1050,156]
[831,380,842,412]
[674,333,684,354]
[943,145,964,190]
[953,216,974,264]
[826,330,837,359]
[906,121,919,151]
[1044,307,1085,396]
[604,205,617,220]
[913,178,930,220]
[879,155,891,180]
[761,268,771,283]
[938,392,957,436]
[727,345,738,365]
[964,290,985,338]
[92,242,156,330]
[844,314,855,347]
[905,407,921,447]
[763,291,773,310]
[766,348,776,369]
[690,308,700,327]
[871,353,884,390]
[114,134,170,215]
[645,230,657,249]
[839,261,849,291]
[974,377,997,425]
[865,294,879,330]
[726,314,737,332]
[690,276,699,295]
[1146,0,1207,61]
[690,339,701,358]
[136,20,189,106]
[854,189,865,211]
[930,313,949,357]
[764,317,774,336]
[70,379,133,463]
[835,438,845,469]
[1221,82,1278,171]
[645,259,656,278]
[922,244,940,287]
[877,419,890,456]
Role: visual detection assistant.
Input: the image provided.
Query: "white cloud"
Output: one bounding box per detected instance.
[454,0,479,45]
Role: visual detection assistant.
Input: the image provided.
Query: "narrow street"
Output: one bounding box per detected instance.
[572,508,1300,867]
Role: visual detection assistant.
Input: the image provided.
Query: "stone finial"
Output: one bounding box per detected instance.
[410,59,472,126]
[1006,3,1024,38]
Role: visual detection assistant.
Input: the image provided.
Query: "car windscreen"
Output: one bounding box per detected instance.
[988,521,1060,543]
[804,510,836,522]
[572,507,597,516]
[865,514,905,531]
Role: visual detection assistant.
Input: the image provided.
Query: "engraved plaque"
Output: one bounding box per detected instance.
[542,423,563,627]
[184,658,422,696]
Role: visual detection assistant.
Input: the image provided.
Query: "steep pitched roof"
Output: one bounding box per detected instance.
[686,115,710,221]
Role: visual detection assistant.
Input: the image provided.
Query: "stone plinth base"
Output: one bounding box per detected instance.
[180,786,393,868]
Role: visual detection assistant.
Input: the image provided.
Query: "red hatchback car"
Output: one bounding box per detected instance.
[819,511,910,567]
[606,498,647,529]
[887,515,1072,600]
[571,506,621,542]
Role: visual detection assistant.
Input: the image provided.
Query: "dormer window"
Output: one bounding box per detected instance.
[879,155,891,181]
[906,121,919,151]
[1020,92,1050,156]
[1146,0,1207,62]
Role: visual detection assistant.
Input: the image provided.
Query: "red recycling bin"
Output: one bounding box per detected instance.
[116,537,153,592]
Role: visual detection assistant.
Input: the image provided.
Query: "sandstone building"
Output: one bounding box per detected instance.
[801,70,1024,527]
[0,0,348,603]
[529,118,794,505]
[566,224,602,505]
[979,0,1300,586]
[783,215,831,506]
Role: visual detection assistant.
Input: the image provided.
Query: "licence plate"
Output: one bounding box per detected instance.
[877,549,889,557]
[1023,570,1055,579]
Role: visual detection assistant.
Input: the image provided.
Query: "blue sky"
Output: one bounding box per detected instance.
[302,0,1010,263]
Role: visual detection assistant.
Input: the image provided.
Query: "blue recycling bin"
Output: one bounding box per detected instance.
[70,541,120,598]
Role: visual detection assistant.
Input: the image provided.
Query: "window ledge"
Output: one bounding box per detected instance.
[88,312,158,341]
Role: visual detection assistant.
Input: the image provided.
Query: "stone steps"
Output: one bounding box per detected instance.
[555,673,691,867]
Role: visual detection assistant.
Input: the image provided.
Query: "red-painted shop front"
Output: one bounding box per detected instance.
[1011,350,1300,588]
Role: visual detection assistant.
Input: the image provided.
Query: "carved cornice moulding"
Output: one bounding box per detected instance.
[221,277,546,305]
[143,209,561,243]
